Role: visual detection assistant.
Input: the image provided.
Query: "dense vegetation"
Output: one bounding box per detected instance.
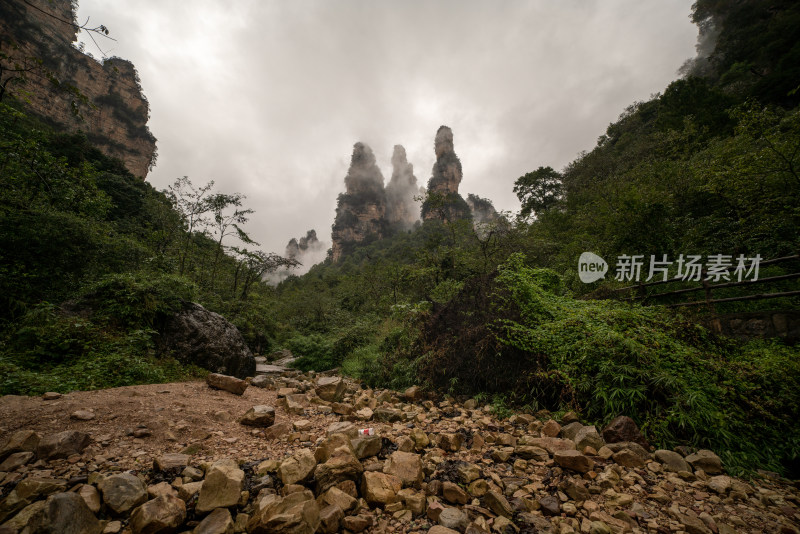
[0,101,293,394]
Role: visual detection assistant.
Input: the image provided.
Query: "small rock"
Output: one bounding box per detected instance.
[538,495,561,516]
[485,490,513,518]
[98,472,148,515]
[36,431,90,460]
[685,450,723,474]
[442,481,469,504]
[361,471,402,505]
[154,453,190,472]
[206,373,248,395]
[278,449,317,485]
[42,392,63,400]
[541,420,561,437]
[612,448,645,468]
[196,458,245,513]
[383,451,423,487]
[26,492,102,534]
[438,507,469,531]
[0,451,34,472]
[239,405,276,427]
[129,494,186,534]
[654,450,690,472]
[601,416,649,448]
[553,449,595,473]
[193,507,234,534]
[70,410,95,421]
[316,376,345,402]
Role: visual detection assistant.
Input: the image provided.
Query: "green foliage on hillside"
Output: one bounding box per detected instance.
[0,101,290,394]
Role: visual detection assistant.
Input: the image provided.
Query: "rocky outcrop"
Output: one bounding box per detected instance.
[466,193,500,224]
[385,145,422,230]
[0,0,156,178]
[158,302,255,379]
[330,143,387,262]
[422,126,471,222]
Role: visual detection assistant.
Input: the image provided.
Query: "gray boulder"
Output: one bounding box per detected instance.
[158,302,255,379]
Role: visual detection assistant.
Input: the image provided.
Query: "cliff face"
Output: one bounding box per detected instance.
[385,145,422,230]
[330,143,387,262]
[422,125,471,222]
[0,0,156,178]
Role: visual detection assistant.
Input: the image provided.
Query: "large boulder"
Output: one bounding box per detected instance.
[602,416,650,448]
[98,473,148,515]
[195,459,245,513]
[129,494,186,534]
[26,492,102,534]
[247,490,320,534]
[158,302,255,379]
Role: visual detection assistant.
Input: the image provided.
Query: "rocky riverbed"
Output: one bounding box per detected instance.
[0,366,798,534]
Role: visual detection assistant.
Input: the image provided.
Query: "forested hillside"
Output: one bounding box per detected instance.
[0,102,294,394]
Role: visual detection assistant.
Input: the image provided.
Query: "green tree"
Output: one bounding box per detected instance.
[513,166,563,219]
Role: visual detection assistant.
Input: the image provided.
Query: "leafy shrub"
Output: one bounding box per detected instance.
[84,271,196,329]
[408,253,800,475]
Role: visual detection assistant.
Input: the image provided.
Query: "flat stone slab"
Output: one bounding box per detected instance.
[256,364,288,374]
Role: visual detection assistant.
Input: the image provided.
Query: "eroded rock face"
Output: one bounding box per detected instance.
[159,302,255,379]
[422,126,471,222]
[0,0,156,178]
[385,145,422,230]
[331,143,388,262]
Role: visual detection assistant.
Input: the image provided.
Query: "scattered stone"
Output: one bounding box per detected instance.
[612,448,645,468]
[655,449,690,472]
[129,494,186,534]
[193,507,234,534]
[402,385,423,401]
[316,376,345,402]
[206,373,249,395]
[485,490,513,518]
[278,449,317,485]
[554,449,595,473]
[438,506,469,531]
[383,451,423,487]
[153,453,189,472]
[42,392,62,400]
[352,436,382,459]
[98,472,148,515]
[685,449,723,474]
[26,492,102,534]
[36,430,91,460]
[70,410,96,421]
[601,415,649,448]
[574,425,605,451]
[373,407,403,423]
[250,375,271,389]
[0,430,40,461]
[442,481,469,505]
[239,405,276,427]
[247,490,320,534]
[78,484,102,513]
[361,471,402,505]
[196,458,245,513]
[318,504,344,534]
[435,433,464,452]
[0,451,34,472]
[541,419,561,437]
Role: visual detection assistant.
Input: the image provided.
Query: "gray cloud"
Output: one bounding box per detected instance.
[76,0,697,259]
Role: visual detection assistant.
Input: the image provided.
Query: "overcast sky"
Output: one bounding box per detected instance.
[76,0,698,263]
